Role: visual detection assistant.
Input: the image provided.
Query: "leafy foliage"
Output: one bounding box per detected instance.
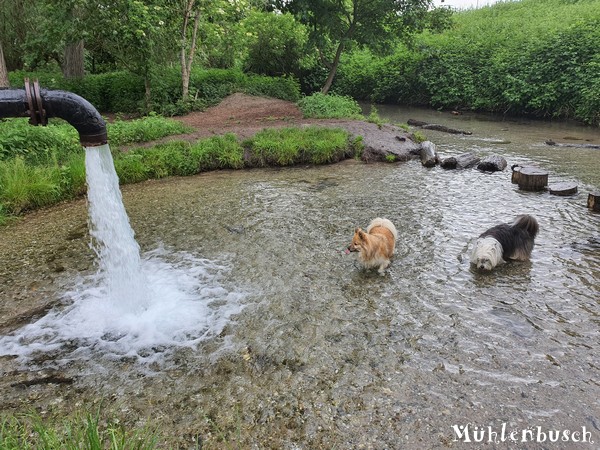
[334,0,600,124]
[242,11,309,77]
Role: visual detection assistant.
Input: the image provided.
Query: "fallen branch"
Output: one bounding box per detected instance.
[408,119,472,135]
[545,140,600,149]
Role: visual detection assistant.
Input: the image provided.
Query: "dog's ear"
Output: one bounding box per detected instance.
[357,229,366,240]
[354,227,361,233]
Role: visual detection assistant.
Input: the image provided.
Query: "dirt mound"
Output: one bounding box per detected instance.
[129,93,420,160]
[176,93,303,133]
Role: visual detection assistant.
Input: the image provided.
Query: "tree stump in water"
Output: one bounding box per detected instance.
[440,152,480,169]
[477,154,507,172]
[549,182,578,196]
[518,167,549,191]
[588,192,600,211]
[511,165,522,183]
[420,141,439,167]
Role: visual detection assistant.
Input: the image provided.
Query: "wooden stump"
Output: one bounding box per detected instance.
[440,152,480,170]
[511,165,525,183]
[549,182,578,196]
[420,141,439,168]
[518,167,549,191]
[477,154,507,172]
[588,192,600,211]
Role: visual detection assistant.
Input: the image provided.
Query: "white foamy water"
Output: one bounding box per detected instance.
[0,145,245,366]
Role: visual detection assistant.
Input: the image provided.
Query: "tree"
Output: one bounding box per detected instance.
[242,11,308,77]
[180,0,201,100]
[63,40,85,79]
[0,42,9,87]
[91,0,173,110]
[278,0,451,94]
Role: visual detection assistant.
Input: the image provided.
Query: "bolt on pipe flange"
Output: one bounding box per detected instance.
[24,78,47,126]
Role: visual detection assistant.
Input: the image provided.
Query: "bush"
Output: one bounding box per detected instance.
[242,75,301,102]
[8,68,301,116]
[242,11,308,77]
[297,93,363,119]
[0,119,80,164]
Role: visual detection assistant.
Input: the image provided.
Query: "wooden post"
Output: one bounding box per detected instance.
[588,192,600,211]
[518,167,549,191]
[511,165,523,184]
[549,182,578,196]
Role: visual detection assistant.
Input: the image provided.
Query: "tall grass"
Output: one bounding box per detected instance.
[0,117,362,224]
[0,115,194,223]
[0,411,158,449]
[108,114,191,146]
[245,126,353,166]
[0,158,62,214]
[297,93,364,119]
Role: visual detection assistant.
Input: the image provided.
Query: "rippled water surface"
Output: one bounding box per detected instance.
[0,108,599,448]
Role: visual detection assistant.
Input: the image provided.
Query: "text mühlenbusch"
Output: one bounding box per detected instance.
[452,423,594,444]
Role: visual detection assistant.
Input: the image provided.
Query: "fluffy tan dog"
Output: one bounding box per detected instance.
[346,218,398,274]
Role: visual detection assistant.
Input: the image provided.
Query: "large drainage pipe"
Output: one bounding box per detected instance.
[0,79,107,146]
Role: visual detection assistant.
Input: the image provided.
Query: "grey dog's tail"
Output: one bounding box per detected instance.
[512,214,539,238]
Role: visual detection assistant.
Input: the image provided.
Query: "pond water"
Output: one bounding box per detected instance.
[0,107,599,448]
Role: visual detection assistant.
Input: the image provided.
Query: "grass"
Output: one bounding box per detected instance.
[297,93,364,119]
[365,105,389,129]
[0,410,159,450]
[244,126,354,166]
[107,114,191,146]
[0,107,373,225]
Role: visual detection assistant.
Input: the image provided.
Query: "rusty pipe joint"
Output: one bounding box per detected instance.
[0,79,107,147]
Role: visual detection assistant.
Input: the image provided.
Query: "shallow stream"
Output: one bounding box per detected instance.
[0,107,598,448]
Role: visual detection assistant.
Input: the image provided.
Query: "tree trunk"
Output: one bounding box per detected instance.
[181,0,201,101]
[0,42,9,87]
[549,182,578,196]
[320,41,345,95]
[63,40,85,79]
[587,192,600,211]
[517,167,549,191]
[144,77,152,112]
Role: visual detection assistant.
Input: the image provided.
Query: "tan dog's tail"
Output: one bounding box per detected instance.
[366,217,398,241]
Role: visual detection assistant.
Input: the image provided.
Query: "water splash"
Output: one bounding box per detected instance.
[0,145,245,367]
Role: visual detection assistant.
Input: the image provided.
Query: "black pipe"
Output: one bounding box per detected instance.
[0,81,107,146]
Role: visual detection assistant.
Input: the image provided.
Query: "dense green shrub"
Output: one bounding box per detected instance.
[242,11,309,77]
[333,0,600,124]
[332,49,382,101]
[8,68,302,116]
[8,70,145,113]
[242,75,301,102]
[0,119,80,164]
[297,93,363,119]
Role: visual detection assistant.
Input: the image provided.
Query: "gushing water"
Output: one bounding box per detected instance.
[0,145,245,367]
[85,145,151,312]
